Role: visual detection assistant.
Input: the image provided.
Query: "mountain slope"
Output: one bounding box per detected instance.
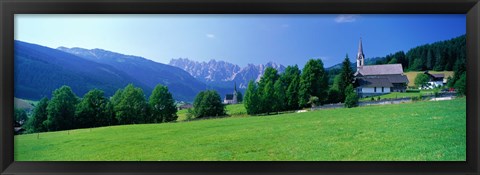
[57,47,209,102]
[14,41,150,100]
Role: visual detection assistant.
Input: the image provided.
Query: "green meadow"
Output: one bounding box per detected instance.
[177,104,248,121]
[15,98,466,161]
[359,90,436,101]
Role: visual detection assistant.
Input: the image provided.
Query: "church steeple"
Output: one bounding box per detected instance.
[357,37,365,70]
[234,81,237,92]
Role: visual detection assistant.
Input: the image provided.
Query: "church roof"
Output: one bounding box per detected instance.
[225,94,234,100]
[356,64,404,76]
[361,74,409,84]
[357,77,394,88]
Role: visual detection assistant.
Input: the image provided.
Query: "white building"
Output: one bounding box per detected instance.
[421,71,445,89]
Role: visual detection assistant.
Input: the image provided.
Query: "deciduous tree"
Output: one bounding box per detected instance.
[114,84,148,124]
[192,90,225,118]
[149,84,178,123]
[45,86,78,131]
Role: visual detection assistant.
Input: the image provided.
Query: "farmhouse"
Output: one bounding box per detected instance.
[223,82,239,104]
[354,38,409,98]
[423,71,445,89]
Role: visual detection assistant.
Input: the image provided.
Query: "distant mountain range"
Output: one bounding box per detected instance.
[169,58,286,89]
[15,41,214,102]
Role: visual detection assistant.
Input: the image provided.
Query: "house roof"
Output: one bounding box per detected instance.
[356,64,404,76]
[357,77,394,88]
[424,71,445,78]
[431,74,444,78]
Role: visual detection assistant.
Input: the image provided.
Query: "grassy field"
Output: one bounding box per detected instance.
[404,71,453,87]
[177,103,247,121]
[15,98,466,161]
[359,90,436,101]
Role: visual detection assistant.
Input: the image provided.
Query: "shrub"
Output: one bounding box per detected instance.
[308,96,320,107]
[434,90,440,97]
[406,89,420,93]
[344,85,359,108]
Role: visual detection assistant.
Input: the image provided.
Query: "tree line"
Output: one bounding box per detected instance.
[243,57,358,115]
[373,35,465,72]
[23,84,178,133]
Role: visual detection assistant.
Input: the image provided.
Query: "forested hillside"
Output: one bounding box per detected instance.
[373,35,465,71]
[14,41,151,100]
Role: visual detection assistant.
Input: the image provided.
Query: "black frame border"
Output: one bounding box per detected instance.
[1,0,479,175]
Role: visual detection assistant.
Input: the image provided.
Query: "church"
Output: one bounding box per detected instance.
[354,38,409,98]
[223,82,239,104]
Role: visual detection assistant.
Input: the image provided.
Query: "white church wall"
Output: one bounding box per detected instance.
[361,87,391,93]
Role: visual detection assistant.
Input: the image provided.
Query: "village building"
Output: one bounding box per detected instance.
[177,103,193,110]
[354,38,409,98]
[223,82,239,104]
[422,71,445,89]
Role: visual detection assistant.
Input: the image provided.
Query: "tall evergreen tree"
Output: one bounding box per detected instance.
[286,76,300,110]
[257,67,279,113]
[394,51,407,69]
[149,84,178,123]
[426,49,434,70]
[236,91,243,103]
[281,65,301,110]
[338,54,355,102]
[262,81,275,114]
[45,86,78,131]
[280,65,301,86]
[244,80,260,115]
[273,80,286,113]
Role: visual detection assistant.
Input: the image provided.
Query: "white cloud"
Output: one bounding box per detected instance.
[206,34,216,38]
[335,15,358,23]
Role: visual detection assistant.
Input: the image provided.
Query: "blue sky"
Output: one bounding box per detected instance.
[15,14,465,68]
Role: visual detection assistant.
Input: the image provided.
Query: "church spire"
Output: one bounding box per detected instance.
[357,37,365,70]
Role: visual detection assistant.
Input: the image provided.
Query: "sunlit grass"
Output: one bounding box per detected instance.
[15,98,465,161]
